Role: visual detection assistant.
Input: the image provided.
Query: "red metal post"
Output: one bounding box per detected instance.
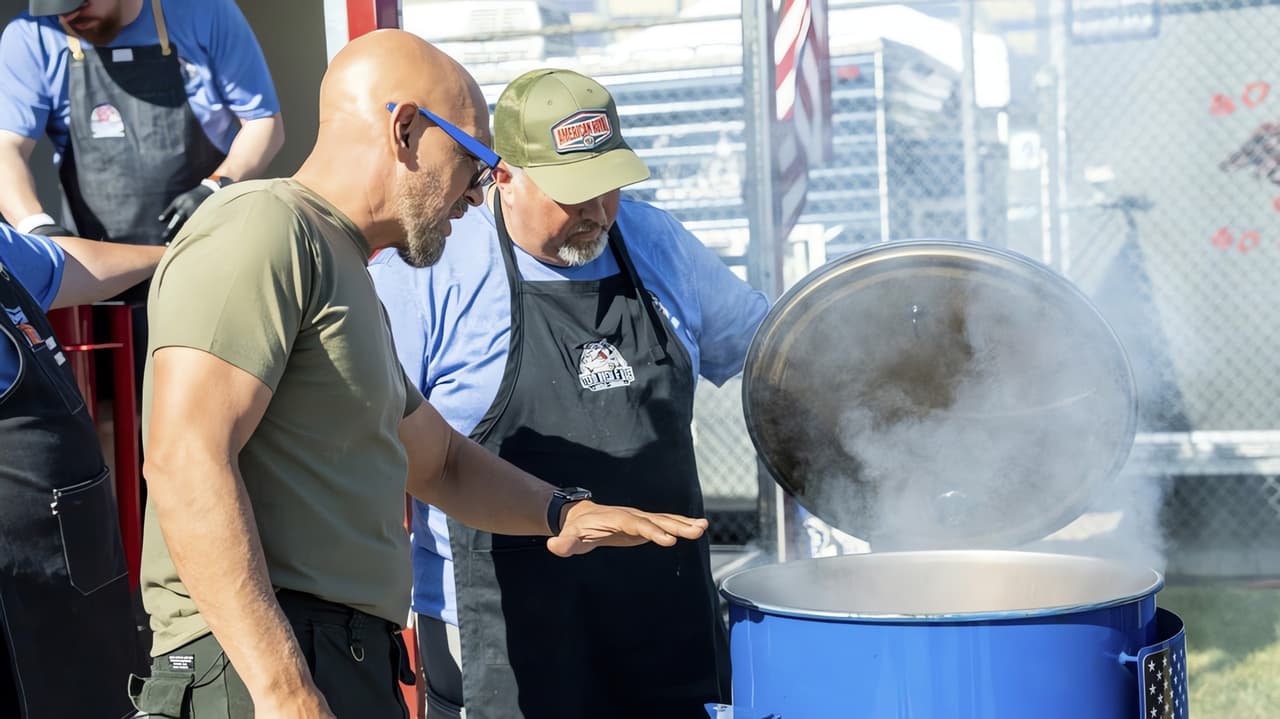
[46,306,98,422]
[345,0,399,39]
[47,304,139,584]
[107,305,142,589]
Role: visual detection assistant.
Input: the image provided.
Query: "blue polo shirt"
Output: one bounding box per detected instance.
[0,0,279,161]
[369,198,770,624]
[0,225,64,392]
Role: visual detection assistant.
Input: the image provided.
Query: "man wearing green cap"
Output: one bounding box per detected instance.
[371,68,770,718]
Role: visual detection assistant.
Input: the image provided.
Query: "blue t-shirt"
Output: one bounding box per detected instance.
[0,224,65,391]
[368,198,770,624]
[0,0,279,160]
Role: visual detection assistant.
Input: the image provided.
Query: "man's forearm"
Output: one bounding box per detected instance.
[403,404,556,536]
[0,132,47,224]
[146,455,316,702]
[51,237,165,308]
[213,114,284,181]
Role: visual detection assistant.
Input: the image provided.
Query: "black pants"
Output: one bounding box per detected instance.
[415,612,464,718]
[130,590,414,718]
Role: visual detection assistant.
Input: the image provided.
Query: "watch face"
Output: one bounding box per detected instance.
[561,487,592,501]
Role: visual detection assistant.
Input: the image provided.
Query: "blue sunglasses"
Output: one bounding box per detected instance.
[386,102,500,173]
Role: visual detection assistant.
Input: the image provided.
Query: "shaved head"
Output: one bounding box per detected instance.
[295,30,491,263]
[318,29,485,134]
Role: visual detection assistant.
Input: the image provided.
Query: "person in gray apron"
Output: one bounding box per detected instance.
[369,69,771,718]
[2,0,282,246]
[0,225,165,718]
[56,0,227,251]
[0,0,284,382]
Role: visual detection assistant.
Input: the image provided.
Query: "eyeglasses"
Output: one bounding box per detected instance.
[386,102,500,190]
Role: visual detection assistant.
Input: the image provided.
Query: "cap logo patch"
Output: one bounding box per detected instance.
[550,111,612,154]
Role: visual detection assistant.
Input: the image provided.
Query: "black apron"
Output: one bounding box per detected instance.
[0,263,138,719]
[58,0,225,249]
[448,199,730,719]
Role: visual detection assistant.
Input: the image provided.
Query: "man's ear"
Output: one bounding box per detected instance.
[492,162,515,188]
[388,102,419,158]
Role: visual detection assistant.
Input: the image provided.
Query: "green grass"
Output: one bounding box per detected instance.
[1158,583,1280,718]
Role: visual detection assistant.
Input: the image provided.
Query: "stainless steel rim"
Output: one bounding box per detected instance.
[719,550,1165,623]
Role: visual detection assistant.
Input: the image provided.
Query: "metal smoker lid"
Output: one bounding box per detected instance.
[741,240,1138,549]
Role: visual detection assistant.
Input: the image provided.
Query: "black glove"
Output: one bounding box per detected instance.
[158,183,216,242]
[27,222,74,237]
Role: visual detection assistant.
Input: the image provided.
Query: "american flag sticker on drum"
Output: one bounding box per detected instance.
[1138,609,1190,719]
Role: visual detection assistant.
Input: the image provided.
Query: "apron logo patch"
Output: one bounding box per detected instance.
[166,654,195,672]
[578,340,635,391]
[2,304,43,347]
[551,111,612,153]
[89,103,125,139]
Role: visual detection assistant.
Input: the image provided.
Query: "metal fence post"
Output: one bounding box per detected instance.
[742,0,788,563]
[961,0,984,244]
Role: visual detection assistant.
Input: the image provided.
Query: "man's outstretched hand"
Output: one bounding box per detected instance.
[546,500,709,557]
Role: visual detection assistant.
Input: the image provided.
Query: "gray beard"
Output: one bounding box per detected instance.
[556,230,609,267]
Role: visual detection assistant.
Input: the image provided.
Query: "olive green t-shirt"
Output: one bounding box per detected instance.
[140,179,423,656]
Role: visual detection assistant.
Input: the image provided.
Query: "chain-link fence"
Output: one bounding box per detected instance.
[1020,0,1280,579]
[406,0,1280,576]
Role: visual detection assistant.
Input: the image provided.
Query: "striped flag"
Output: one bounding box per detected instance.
[773,0,832,241]
[1138,608,1191,719]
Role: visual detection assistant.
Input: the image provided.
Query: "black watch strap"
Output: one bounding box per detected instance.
[547,487,592,536]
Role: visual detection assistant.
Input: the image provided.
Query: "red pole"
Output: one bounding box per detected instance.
[46,306,98,422]
[345,0,399,39]
[108,305,142,589]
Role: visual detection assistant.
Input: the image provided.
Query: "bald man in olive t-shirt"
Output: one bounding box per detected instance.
[141,179,420,657]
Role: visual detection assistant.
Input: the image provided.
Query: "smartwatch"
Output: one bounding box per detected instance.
[547,487,592,536]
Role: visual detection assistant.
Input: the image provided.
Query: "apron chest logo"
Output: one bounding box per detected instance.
[578,340,635,391]
[89,103,125,139]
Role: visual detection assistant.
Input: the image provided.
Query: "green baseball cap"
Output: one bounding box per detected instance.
[495,69,650,205]
[30,0,83,16]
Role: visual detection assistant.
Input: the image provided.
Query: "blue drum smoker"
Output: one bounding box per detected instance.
[719,241,1190,718]
[717,551,1187,718]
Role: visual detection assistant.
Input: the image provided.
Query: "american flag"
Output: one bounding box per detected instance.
[772,0,832,242]
[1139,609,1190,719]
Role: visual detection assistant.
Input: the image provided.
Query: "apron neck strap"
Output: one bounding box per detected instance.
[607,223,672,361]
[151,0,171,56]
[61,0,171,60]
[60,21,83,60]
